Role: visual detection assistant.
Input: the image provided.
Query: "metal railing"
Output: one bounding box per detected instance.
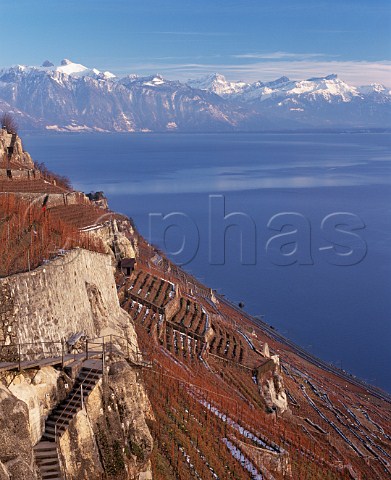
[54,366,100,439]
[0,340,63,370]
[0,333,152,372]
[51,334,151,442]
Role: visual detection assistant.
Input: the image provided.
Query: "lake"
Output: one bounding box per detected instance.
[23,132,391,392]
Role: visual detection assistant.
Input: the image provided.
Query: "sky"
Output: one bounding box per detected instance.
[1,0,390,85]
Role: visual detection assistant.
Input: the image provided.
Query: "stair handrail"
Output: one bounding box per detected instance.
[54,366,102,439]
[55,437,68,480]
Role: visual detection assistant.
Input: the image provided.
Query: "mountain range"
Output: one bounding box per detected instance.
[0,59,390,132]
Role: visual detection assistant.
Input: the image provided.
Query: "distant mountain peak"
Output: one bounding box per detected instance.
[307,74,338,82]
[41,60,54,68]
[208,72,227,81]
[187,73,249,97]
[265,76,290,87]
[27,60,117,80]
[60,58,73,66]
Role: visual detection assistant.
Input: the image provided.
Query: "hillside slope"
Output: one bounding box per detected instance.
[0,131,390,479]
[117,238,391,479]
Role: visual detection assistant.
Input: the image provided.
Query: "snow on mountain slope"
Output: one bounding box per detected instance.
[187,73,249,97]
[358,83,389,94]
[220,74,360,103]
[188,73,390,105]
[0,59,116,81]
[0,60,389,131]
[0,62,250,132]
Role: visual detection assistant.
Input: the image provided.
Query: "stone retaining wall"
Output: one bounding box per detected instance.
[0,249,134,357]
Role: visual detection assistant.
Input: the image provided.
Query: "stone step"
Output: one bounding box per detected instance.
[78,377,101,385]
[34,440,62,480]
[55,398,84,408]
[34,450,58,458]
[80,368,102,374]
[34,441,56,451]
[76,378,98,385]
[36,457,59,466]
[41,473,61,480]
[54,401,81,411]
[63,383,96,394]
[57,384,95,400]
[48,412,75,422]
[72,387,95,395]
[46,424,66,434]
[49,408,78,419]
[44,430,65,440]
[46,419,72,429]
[47,411,78,425]
[55,397,82,406]
[39,465,61,473]
[80,370,102,376]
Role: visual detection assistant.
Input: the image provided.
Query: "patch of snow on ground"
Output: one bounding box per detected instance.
[222,438,263,479]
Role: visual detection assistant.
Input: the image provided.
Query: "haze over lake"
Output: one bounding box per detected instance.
[24,132,391,391]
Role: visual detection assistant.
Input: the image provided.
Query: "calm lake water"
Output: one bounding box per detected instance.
[23,132,391,392]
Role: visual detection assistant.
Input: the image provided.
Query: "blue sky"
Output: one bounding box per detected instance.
[1,0,391,84]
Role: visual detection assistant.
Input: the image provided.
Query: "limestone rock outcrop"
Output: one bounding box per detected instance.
[59,409,104,480]
[0,384,39,479]
[0,129,35,171]
[8,367,61,445]
[56,360,153,480]
[256,356,288,414]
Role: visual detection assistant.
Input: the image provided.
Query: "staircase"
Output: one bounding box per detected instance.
[44,364,102,440]
[33,442,62,480]
[34,363,102,479]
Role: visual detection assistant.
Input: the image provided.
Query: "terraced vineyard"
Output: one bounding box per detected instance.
[0,194,104,276]
[119,243,391,480]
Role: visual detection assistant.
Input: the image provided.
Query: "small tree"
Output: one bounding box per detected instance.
[0,112,18,134]
[34,161,72,190]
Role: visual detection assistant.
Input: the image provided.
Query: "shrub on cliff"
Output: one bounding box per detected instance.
[0,112,18,134]
[34,161,72,190]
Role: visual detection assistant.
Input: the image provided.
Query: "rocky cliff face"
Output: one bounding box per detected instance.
[0,249,153,479]
[0,383,38,479]
[0,128,34,169]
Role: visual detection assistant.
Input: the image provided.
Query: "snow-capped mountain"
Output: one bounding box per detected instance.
[187,72,391,129]
[0,60,389,132]
[234,74,361,103]
[187,73,249,97]
[188,73,389,104]
[1,59,116,83]
[0,60,250,132]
